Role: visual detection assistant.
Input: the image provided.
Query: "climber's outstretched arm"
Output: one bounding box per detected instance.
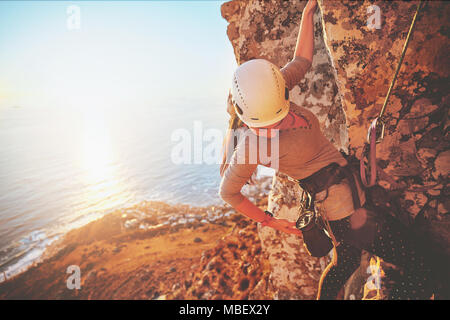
[219,139,301,236]
[294,0,317,63]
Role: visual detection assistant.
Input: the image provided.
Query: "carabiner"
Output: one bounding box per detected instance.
[367,117,385,144]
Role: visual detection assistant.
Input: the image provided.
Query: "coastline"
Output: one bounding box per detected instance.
[0,177,281,299]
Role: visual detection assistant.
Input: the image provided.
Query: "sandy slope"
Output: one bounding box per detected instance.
[0,199,275,300]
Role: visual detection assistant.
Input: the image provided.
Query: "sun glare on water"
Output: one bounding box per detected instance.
[78,101,132,212]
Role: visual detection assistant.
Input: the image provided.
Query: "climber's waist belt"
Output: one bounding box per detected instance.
[298,162,361,210]
[298,163,345,196]
[295,162,362,258]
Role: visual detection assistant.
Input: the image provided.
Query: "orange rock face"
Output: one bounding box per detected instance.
[221,0,449,299]
[316,2,450,286]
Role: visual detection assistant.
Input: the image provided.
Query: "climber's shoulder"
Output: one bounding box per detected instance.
[289,103,319,125]
[281,56,312,90]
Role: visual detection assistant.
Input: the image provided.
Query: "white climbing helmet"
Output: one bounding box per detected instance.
[231,59,290,128]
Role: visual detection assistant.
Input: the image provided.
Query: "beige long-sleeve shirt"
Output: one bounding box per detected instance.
[219,56,365,221]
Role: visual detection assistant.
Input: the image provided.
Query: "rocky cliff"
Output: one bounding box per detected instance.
[221,0,449,299]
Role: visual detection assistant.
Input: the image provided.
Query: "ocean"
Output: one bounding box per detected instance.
[0,100,244,280]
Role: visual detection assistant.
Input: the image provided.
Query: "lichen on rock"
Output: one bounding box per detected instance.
[222,0,449,299]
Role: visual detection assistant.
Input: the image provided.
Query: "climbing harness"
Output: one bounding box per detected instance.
[360,0,424,187]
[296,162,362,299]
[314,164,362,300]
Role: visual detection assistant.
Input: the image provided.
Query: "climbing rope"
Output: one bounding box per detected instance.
[360,0,424,187]
[314,0,425,300]
[316,208,339,300]
[378,0,424,122]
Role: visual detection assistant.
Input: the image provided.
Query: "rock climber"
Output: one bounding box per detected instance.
[219,0,432,300]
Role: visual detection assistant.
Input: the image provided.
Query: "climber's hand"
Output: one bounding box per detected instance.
[304,0,318,14]
[262,217,302,236]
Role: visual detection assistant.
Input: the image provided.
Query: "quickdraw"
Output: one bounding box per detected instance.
[360,0,424,188]
[295,191,315,230]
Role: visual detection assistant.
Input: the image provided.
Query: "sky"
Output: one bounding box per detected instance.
[0,0,237,110]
